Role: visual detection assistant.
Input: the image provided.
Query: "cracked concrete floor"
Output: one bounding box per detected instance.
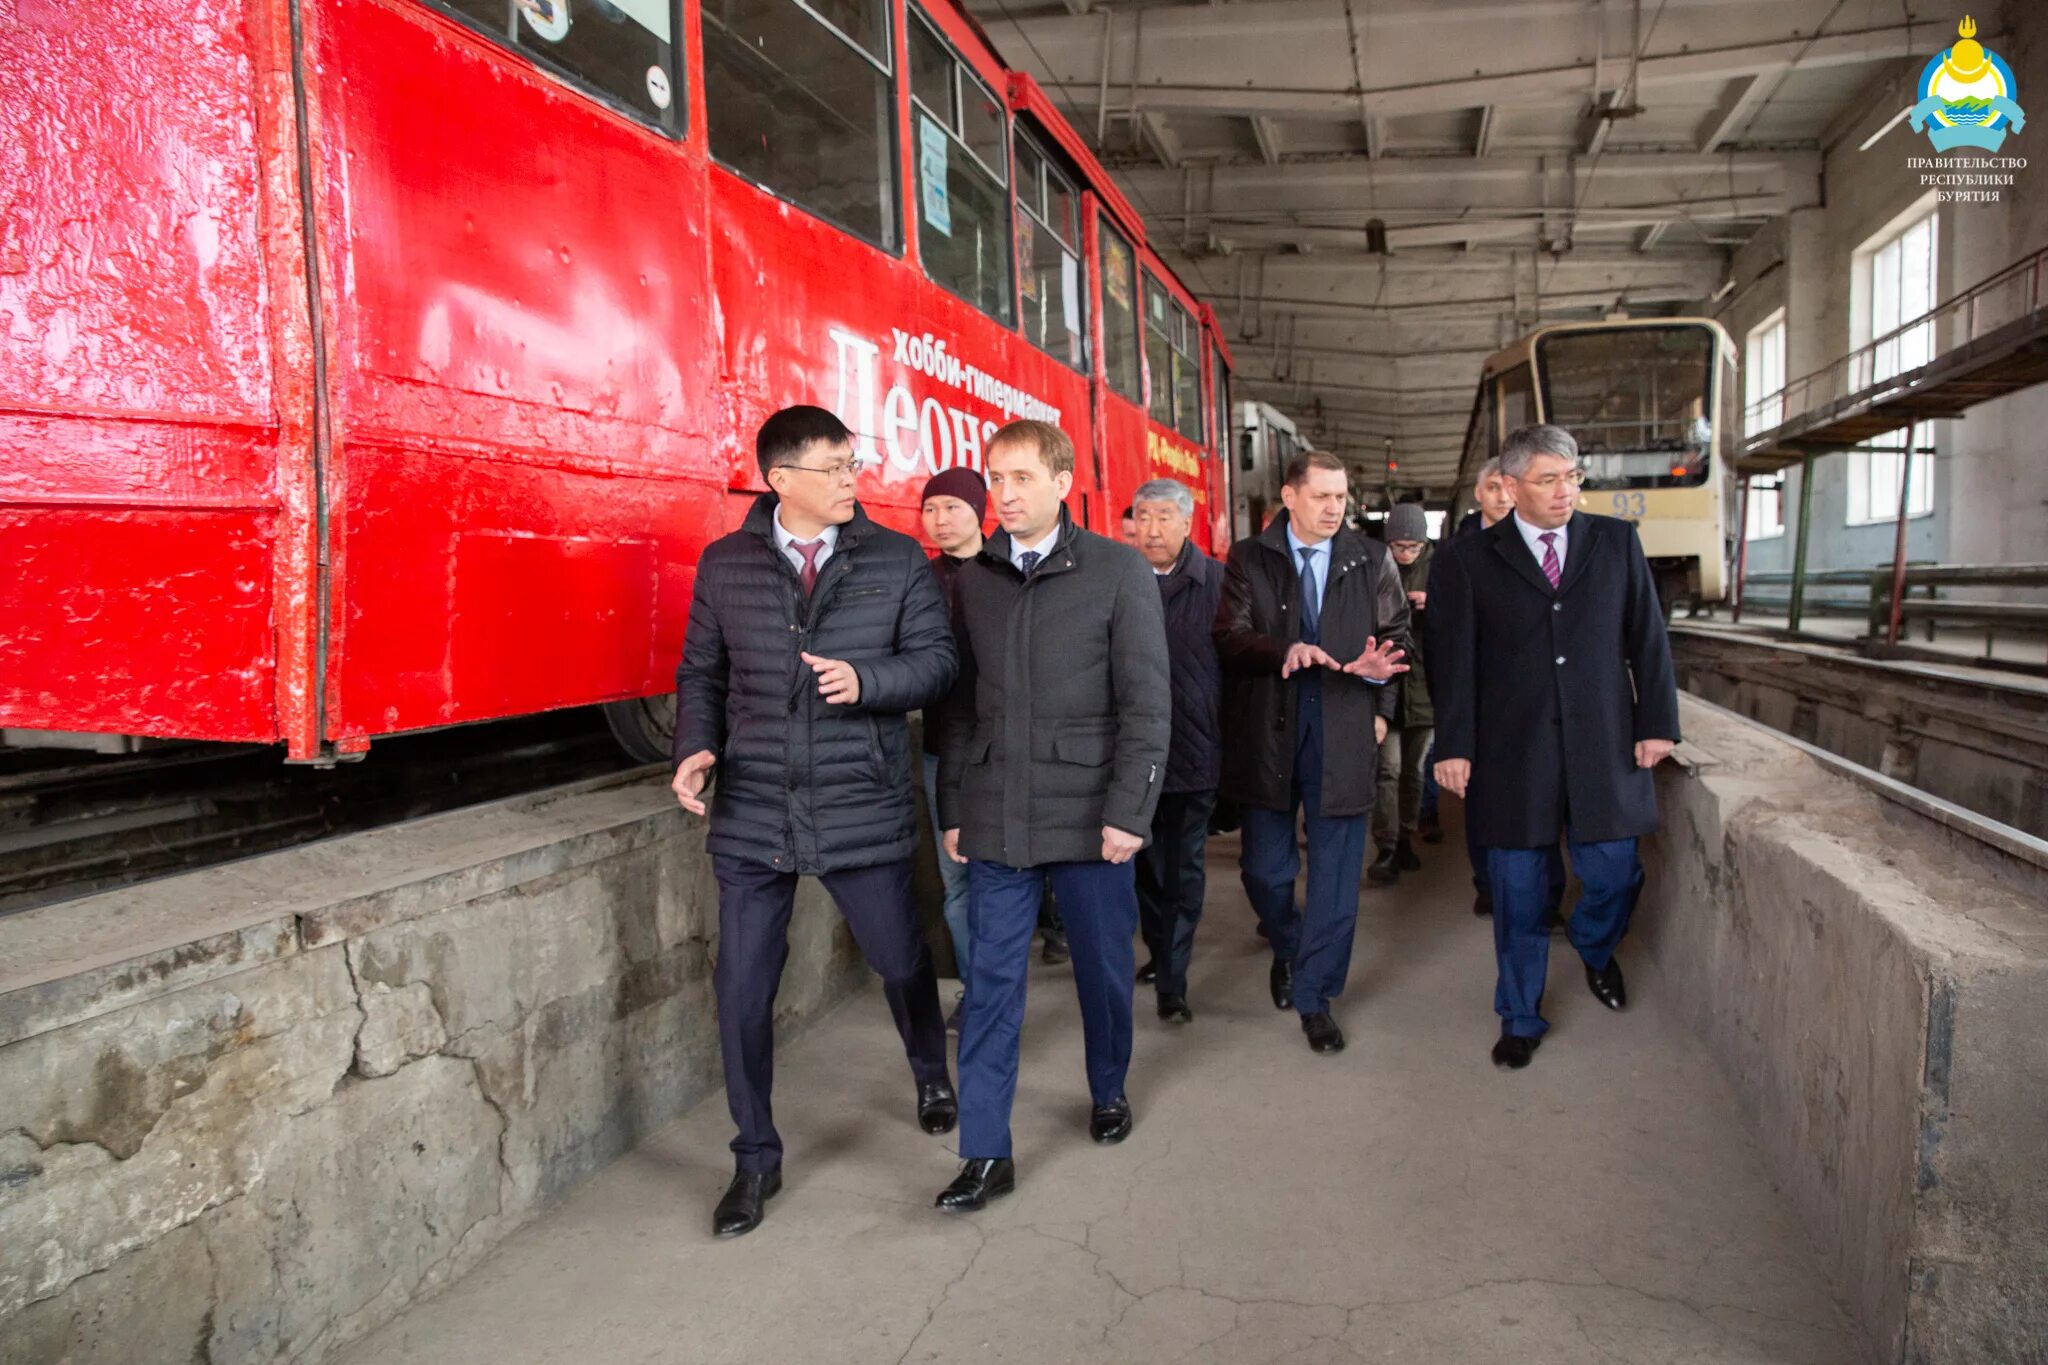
[334,834,1861,1365]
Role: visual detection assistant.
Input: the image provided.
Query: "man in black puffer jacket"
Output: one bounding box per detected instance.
[672,406,957,1239]
[1130,477,1225,1024]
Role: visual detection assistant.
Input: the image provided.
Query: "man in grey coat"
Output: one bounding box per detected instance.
[933,419,1171,1212]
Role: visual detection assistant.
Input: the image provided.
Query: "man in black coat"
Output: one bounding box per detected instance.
[1130,476,1226,1023]
[1216,450,1410,1056]
[932,420,1170,1212]
[1430,424,1680,1071]
[673,405,958,1237]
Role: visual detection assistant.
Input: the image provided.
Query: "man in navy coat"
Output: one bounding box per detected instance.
[1429,424,1680,1069]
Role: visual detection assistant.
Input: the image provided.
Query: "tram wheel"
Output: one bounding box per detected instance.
[602,694,678,764]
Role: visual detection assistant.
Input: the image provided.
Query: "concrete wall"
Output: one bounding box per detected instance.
[0,771,867,1365]
[1637,698,2048,1364]
[1717,0,2048,584]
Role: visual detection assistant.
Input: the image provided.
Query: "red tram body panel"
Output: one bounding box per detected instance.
[0,0,1233,760]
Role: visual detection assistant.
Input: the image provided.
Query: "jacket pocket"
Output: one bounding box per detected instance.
[863,716,888,783]
[1051,731,1114,767]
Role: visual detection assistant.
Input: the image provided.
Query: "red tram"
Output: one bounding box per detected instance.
[1,0,1234,763]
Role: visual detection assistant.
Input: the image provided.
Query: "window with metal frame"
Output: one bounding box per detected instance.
[1743,311,1787,438]
[1099,224,1142,402]
[1212,346,1230,461]
[910,13,1012,323]
[1014,128,1087,370]
[702,0,899,250]
[431,0,682,131]
[1142,275,1200,437]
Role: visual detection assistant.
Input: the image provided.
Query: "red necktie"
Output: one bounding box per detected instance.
[793,539,824,595]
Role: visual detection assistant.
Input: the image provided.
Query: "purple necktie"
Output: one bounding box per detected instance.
[792,539,824,595]
[1539,532,1562,590]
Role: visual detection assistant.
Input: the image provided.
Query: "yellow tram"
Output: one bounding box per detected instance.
[1458,318,1739,607]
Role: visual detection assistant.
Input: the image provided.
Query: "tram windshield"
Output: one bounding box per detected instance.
[1535,326,1715,490]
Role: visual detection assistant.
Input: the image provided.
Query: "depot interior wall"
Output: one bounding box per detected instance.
[0,773,870,1365]
[1717,4,2048,586]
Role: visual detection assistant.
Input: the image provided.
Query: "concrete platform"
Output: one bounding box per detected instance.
[333,833,1861,1365]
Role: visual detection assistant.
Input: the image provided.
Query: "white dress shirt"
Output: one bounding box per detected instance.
[1010,524,1061,573]
[773,506,839,574]
[1511,511,1568,575]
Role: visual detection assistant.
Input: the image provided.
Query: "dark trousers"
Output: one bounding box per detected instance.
[1238,720,1368,1016]
[958,858,1137,1159]
[1136,789,1217,1002]
[1487,837,1643,1039]
[712,855,948,1173]
[1466,807,1566,909]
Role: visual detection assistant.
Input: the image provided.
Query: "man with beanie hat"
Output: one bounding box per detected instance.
[1368,502,1436,885]
[919,465,988,1029]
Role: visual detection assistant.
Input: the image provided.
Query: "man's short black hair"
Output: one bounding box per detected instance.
[1121,505,1134,520]
[756,405,852,481]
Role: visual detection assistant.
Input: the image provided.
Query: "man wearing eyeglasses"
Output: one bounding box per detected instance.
[1429,424,1680,1071]
[673,405,959,1237]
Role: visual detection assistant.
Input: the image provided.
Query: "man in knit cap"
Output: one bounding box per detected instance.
[1368,502,1436,885]
[919,466,988,1029]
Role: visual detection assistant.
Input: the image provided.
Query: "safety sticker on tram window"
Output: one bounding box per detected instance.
[919,118,953,237]
[1018,218,1038,299]
[517,0,570,42]
[645,65,672,109]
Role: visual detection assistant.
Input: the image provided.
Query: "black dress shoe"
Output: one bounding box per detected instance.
[1418,818,1445,845]
[1301,1012,1346,1054]
[1090,1096,1134,1144]
[1472,891,1493,917]
[918,1080,959,1135]
[713,1168,782,1237]
[935,1157,1015,1212]
[1136,957,1157,985]
[1040,930,1070,965]
[1269,957,1293,1011]
[1585,957,1627,1010]
[1394,837,1422,871]
[1491,1033,1539,1069]
[1157,994,1192,1023]
[1366,848,1400,884]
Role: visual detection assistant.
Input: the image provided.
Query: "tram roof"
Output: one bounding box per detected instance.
[1479,317,1734,377]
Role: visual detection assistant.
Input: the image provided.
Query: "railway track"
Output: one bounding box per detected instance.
[0,709,640,917]
[1669,623,2048,841]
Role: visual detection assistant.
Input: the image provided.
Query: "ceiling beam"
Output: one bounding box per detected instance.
[1696,66,1789,151]
[1137,112,1184,168]
[983,10,1953,124]
[1250,116,1284,165]
[1474,105,1497,157]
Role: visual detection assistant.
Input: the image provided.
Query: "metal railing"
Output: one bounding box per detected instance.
[1733,564,2048,656]
[1741,244,2048,446]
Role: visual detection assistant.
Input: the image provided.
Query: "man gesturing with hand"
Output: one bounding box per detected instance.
[673,405,957,1239]
[932,420,1170,1213]
[1216,450,1410,1056]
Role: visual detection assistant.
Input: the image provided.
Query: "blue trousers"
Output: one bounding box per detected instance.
[1466,809,1566,908]
[712,855,949,1173]
[958,857,1137,1159]
[1487,837,1643,1039]
[1238,734,1368,1015]
[920,752,973,982]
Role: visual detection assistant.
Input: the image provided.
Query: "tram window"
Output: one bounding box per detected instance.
[1173,306,1202,443]
[1014,129,1087,371]
[1496,363,1535,433]
[703,0,899,251]
[910,12,1012,323]
[1213,348,1231,460]
[1143,278,1175,426]
[1100,225,1142,402]
[1536,326,1716,490]
[427,0,681,132]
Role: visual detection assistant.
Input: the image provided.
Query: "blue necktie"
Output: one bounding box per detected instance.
[1298,546,1321,642]
[1019,550,1042,576]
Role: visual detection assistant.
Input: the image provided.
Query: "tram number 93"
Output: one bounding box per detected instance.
[1608,491,1647,520]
